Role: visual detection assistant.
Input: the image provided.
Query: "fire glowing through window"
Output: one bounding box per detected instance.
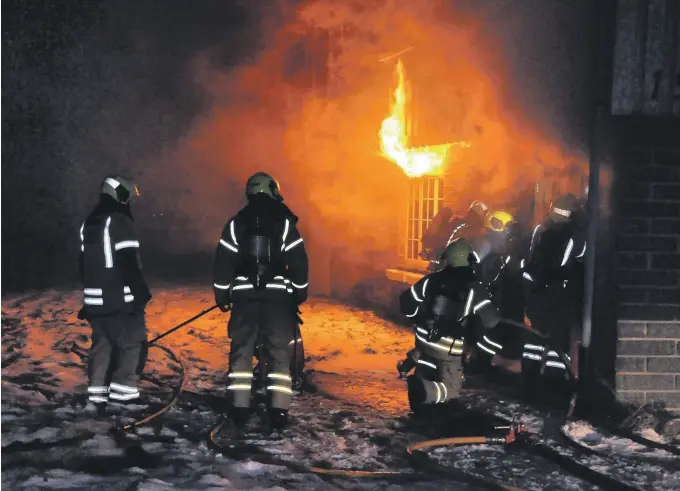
[407,177,444,260]
[379,59,470,178]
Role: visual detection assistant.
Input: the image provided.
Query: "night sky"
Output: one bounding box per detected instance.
[2,0,596,292]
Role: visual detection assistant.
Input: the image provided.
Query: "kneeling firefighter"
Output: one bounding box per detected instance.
[398,239,500,413]
[213,172,309,430]
[426,200,489,272]
[78,176,151,407]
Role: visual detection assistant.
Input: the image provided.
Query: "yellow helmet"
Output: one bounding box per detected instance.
[245,172,283,201]
[441,238,473,268]
[485,210,514,232]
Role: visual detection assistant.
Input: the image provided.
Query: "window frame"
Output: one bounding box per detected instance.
[405,176,444,261]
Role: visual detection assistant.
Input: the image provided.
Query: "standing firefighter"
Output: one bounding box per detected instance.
[398,239,500,413]
[78,176,151,407]
[520,194,585,393]
[213,172,309,430]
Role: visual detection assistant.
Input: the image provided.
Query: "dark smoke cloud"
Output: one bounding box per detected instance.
[2,0,592,293]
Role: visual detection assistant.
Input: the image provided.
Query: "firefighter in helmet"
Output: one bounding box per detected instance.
[466,209,525,373]
[447,200,489,246]
[426,200,489,272]
[213,172,309,430]
[78,176,151,408]
[398,239,500,414]
[520,194,585,396]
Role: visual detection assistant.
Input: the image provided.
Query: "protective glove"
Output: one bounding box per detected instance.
[397,349,419,378]
[215,290,231,312]
[132,291,152,315]
[294,289,307,305]
[397,357,416,378]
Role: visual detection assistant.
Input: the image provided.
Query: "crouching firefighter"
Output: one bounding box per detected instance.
[426,200,489,272]
[78,176,151,407]
[398,239,500,414]
[213,172,309,430]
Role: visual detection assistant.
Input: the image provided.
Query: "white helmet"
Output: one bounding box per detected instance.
[100,176,140,204]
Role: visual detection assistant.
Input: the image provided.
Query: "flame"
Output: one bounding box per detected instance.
[379,60,470,178]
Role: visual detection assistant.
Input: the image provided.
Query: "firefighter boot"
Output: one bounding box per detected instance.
[229,407,251,429]
[269,408,289,431]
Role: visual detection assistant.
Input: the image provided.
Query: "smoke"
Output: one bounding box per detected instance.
[2,0,592,292]
[171,0,590,291]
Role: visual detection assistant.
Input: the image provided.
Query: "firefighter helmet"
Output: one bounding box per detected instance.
[100,176,140,204]
[549,194,578,222]
[245,172,283,201]
[468,200,489,218]
[441,238,473,268]
[485,210,514,232]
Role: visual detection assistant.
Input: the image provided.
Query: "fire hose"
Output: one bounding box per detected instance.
[306,318,644,489]
[206,413,530,490]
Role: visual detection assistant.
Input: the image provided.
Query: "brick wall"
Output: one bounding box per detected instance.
[613,117,680,411]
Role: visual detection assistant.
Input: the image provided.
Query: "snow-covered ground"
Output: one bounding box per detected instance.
[2,287,679,490]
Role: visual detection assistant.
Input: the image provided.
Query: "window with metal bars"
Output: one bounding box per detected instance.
[406,177,444,260]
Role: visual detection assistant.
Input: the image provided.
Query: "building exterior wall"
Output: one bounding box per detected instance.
[607,0,680,411]
[613,117,680,410]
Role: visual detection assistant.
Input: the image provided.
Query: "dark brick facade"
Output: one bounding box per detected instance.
[613,117,680,410]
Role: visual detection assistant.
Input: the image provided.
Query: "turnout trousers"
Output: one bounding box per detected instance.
[522,282,577,382]
[254,323,305,389]
[227,299,296,411]
[473,268,525,365]
[288,324,305,384]
[407,326,465,411]
[87,312,147,403]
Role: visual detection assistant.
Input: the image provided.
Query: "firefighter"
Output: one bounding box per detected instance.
[78,176,151,407]
[520,194,585,394]
[467,210,522,372]
[213,172,309,430]
[398,239,500,414]
[447,200,489,243]
[426,200,489,272]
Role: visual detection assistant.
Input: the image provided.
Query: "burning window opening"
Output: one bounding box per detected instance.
[379,59,471,179]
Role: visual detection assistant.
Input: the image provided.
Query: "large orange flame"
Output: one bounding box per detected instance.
[379,59,470,178]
